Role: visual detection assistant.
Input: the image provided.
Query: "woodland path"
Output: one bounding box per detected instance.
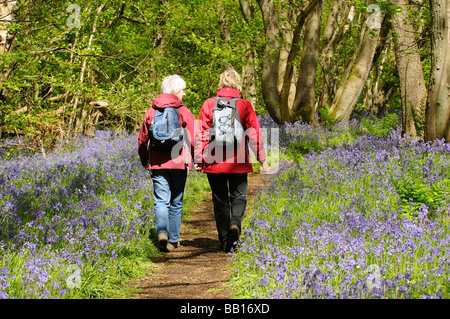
[129,172,272,299]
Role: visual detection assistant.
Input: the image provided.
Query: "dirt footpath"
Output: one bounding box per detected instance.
[129,172,271,299]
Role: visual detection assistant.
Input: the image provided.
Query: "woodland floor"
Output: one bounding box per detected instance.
[129,172,272,299]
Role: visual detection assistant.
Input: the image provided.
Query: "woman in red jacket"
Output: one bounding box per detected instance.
[138,75,195,252]
[194,68,269,253]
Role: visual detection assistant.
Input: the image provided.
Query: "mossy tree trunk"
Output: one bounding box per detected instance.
[328,13,386,124]
[425,0,450,142]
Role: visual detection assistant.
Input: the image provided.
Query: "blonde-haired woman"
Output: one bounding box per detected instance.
[218,67,243,92]
[194,68,269,253]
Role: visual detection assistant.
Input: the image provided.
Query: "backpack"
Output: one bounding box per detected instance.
[210,97,244,147]
[148,107,184,152]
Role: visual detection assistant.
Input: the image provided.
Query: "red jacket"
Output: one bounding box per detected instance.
[194,87,267,174]
[138,94,195,170]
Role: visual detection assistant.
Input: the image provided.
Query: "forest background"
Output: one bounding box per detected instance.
[0,0,448,153]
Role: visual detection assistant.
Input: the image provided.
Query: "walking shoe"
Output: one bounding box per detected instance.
[220,241,229,253]
[157,232,169,252]
[228,223,240,252]
[167,242,179,250]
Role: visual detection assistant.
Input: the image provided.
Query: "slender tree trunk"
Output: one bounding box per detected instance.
[318,1,350,110]
[0,0,17,104]
[371,45,387,113]
[241,43,259,108]
[292,0,323,123]
[369,24,397,115]
[217,3,231,42]
[69,3,105,133]
[391,0,428,140]
[254,0,327,124]
[215,1,255,107]
[329,14,386,124]
[425,0,449,141]
[147,0,167,82]
[277,3,300,117]
[239,0,258,108]
[0,0,16,53]
[371,67,398,116]
[278,0,320,123]
[256,0,282,122]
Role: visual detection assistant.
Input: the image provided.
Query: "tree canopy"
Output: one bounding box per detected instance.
[0,0,448,149]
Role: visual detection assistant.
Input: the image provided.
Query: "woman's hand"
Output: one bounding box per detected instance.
[260,161,270,174]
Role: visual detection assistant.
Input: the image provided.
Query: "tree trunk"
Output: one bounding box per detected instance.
[277,0,320,123]
[69,3,105,133]
[328,13,386,124]
[241,43,259,108]
[253,0,325,123]
[0,0,17,105]
[217,3,231,42]
[391,0,428,140]
[0,1,16,53]
[318,1,350,111]
[371,67,398,116]
[292,0,324,123]
[277,3,301,117]
[84,101,108,137]
[147,0,167,83]
[369,23,397,116]
[239,0,258,108]
[425,0,449,142]
[256,0,282,122]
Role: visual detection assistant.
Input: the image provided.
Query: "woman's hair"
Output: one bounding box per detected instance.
[161,74,186,94]
[218,68,242,92]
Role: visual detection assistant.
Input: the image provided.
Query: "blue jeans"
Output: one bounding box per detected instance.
[151,169,187,243]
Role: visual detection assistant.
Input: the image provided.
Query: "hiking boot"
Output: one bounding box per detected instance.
[157,232,169,252]
[228,223,240,252]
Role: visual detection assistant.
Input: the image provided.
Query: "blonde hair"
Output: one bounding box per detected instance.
[218,68,242,92]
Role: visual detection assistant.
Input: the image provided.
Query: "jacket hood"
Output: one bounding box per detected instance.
[152,94,184,109]
[216,87,242,99]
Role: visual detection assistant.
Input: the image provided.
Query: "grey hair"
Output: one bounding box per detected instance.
[161,74,186,94]
[218,68,242,92]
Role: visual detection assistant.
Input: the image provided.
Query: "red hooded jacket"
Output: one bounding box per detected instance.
[194,87,267,174]
[138,94,195,170]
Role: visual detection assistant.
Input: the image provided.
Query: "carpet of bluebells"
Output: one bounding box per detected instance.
[0,131,206,298]
[2,114,450,299]
[232,116,450,299]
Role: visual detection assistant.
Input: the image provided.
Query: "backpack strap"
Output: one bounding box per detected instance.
[147,138,152,170]
[212,97,224,128]
[229,98,241,128]
[182,135,190,175]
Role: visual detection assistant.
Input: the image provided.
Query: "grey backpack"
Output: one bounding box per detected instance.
[210,97,244,146]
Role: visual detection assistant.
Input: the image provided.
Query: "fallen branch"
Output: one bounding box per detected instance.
[0,143,20,149]
[49,92,70,102]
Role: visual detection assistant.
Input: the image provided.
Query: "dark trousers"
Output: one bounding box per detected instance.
[207,173,248,244]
